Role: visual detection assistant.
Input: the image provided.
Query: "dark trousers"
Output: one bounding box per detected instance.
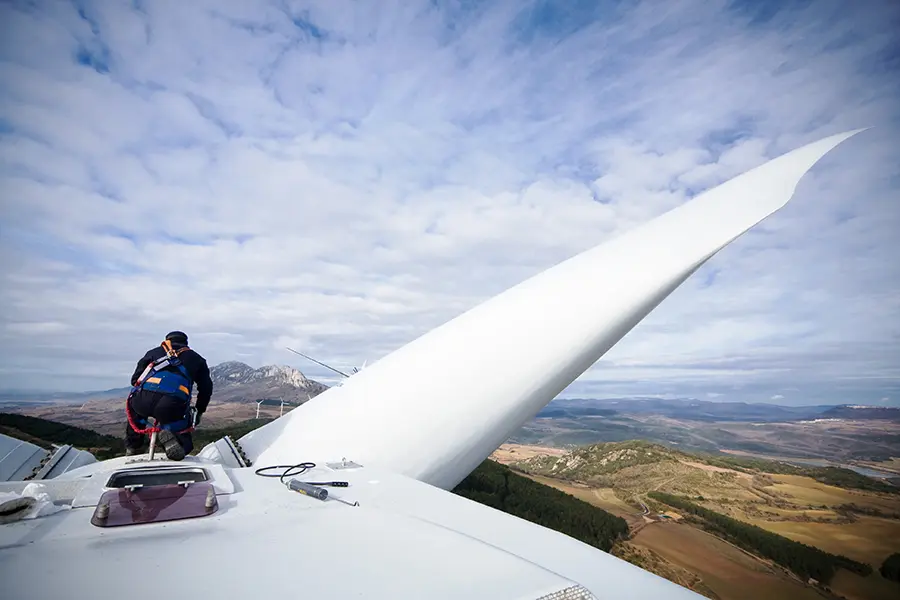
[125,390,193,454]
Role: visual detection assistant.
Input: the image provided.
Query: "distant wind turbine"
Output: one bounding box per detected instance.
[255,399,264,419]
[279,398,285,418]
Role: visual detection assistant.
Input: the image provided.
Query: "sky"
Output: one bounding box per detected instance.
[0,0,898,406]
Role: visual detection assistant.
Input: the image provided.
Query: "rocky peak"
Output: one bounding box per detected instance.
[208,361,329,403]
[210,361,256,383]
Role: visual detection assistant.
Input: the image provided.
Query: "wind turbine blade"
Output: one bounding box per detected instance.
[242,129,866,490]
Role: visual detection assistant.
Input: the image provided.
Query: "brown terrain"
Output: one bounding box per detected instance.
[490,443,568,465]
[15,396,299,436]
[627,522,828,600]
[490,443,900,600]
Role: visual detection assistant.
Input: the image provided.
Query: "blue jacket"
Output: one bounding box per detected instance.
[131,343,214,412]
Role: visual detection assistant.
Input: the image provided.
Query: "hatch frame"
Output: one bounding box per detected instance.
[105,466,209,489]
[91,481,218,527]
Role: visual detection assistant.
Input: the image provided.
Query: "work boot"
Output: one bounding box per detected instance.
[125,446,141,456]
[158,430,186,461]
[174,431,194,455]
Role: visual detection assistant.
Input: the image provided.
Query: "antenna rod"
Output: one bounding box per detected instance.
[285,347,351,378]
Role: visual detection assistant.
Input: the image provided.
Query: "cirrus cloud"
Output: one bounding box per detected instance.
[0,0,898,406]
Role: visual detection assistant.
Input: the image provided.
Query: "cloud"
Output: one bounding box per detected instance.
[0,0,898,407]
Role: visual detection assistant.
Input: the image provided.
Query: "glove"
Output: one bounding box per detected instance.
[193,409,203,427]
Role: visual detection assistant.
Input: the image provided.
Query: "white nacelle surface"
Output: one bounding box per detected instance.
[0,454,699,600]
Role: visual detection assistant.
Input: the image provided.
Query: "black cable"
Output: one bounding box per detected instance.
[254,462,316,486]
[253,463,349,487]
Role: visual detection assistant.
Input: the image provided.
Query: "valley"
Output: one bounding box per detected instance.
[511,398,900,476]
[499,441,900,600]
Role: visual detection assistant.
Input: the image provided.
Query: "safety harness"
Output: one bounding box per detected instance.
[126,340,196,436]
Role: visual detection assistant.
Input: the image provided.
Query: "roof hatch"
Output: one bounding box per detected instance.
[91,481,218,527]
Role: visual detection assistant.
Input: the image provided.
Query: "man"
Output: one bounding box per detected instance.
[125,331,213,460]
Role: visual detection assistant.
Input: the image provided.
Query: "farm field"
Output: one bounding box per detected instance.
[631,522,826,600]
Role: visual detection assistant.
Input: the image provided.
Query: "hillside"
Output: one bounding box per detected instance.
[513,440,900,600]
[0,412,122,460]
[519,440,679,477]
[452,458,629,552]
[517,440,898,494]
[647,491,871,584]
[820,405,900,421]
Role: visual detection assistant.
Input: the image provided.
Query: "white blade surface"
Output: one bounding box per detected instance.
[238,129,865,490]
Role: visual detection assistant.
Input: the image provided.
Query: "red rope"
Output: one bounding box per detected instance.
[126,400,160,435]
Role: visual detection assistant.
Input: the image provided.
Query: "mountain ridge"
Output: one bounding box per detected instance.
[538,398,839,422]
[208,361,329,404]
[0,361,330,404]
[820,405,900,421]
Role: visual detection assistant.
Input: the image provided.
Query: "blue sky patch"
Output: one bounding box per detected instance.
[726,0,812,27]
[75,45,109,73]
